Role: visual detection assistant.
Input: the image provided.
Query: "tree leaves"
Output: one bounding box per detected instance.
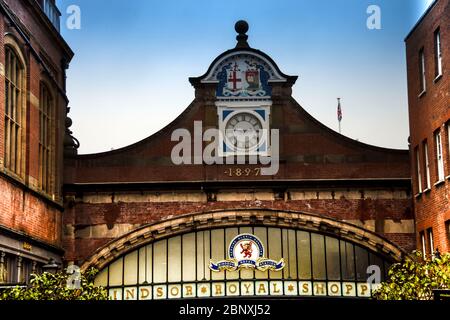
[0,267,109,300]
[372,251,450,300]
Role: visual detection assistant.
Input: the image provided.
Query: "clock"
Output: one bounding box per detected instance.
[224,112,263,152]
[217,102,271,156]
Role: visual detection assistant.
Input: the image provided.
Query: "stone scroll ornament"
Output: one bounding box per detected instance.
[209,234,285,272]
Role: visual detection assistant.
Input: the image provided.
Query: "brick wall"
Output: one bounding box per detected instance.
[0,175,62,245]
[0,0,73,248]
[63,187,414,263]
[406,0,450,253]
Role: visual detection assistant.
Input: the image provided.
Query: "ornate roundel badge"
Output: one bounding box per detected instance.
[209,233,285,272]
[229,234,263,264]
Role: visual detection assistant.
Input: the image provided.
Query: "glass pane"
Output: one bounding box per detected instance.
[325,237,340,280]
[311,233,326,280]
[138,245,152,284]
[108,258,123,286]
[124,251,138,285]
[182,233,196,282]
[225,228,239,280]
[94,267,108,287]
[196,231,210,281]
[297,231,311,280]
[211,229,225,280]
[288,229,297,279]
[340,241,355,280]
[239,227,254,279]
[355,245,369,281]
[168,236,181,282]
[268,228,282,279]
[282,229,289,279]
[369,253,384,282]
[153,239,167,284]
[254,227,269,279]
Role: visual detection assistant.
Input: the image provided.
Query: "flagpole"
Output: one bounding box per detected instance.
[337,97,342,134]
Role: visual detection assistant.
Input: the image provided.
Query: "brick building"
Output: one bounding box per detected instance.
[62,21,415,299]
[406,0,449,256]
[0,0,73,285]
[3,1,444,300]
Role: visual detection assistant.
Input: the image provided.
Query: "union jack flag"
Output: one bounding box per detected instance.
[337,98,342,122]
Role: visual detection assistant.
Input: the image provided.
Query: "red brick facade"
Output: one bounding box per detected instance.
[0,0,73,276]
[406,0,450,254]
[1,1,431,279]
[63,46,414,264]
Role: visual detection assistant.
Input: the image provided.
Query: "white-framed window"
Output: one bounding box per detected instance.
[423,141,431,189]
[4,45,25,176]
[39,83,54,195]
[419,48,426,93]
[415,147,422,193]
[420,232,426,258]
[446,220,450,242]
[435,130,444,181]
[427,228,434,258]
[434,28,442,77]
[447,122,450,167]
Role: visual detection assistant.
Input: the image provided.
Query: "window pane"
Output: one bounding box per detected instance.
[311,233,326,280]
[355,246,369,281]
[108,258,123,286]
[168,236,181,282]
[94,267,108,287]
[287,229,297,279]
[254,227,268,279]
[239,226,254,279]
[182,233,196,282]
[340,241,355,280]
[369,253,384,282]
[268,228,282,279]
[138,245,152,284]
[153,239,167,284]
[211,229,224,280]
[124,251,138,285]
[225,228,239,280]
[416,147,422,193]
[196,230,210,281]
[325,237,340,280]
[297,231,311,279]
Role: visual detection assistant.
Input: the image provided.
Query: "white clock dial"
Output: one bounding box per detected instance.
[225,112,262,151]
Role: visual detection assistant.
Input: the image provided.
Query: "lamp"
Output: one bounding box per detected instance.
[42,258,60,274]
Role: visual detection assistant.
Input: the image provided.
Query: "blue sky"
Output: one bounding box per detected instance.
[58,0,435,154]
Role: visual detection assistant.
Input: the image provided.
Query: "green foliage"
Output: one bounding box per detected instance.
[0,267,109,300]
[372,251,450,300]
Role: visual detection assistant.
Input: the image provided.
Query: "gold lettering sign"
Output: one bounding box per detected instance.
[241,281,254,295]
[23,242,32,251]
[183,284,195,297]
[139,286,152,300]
[343,282,356,297]
[112,282,376,300]
[124,287,137,300]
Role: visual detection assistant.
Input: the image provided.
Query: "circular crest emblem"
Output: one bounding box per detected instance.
[229,234,264,262]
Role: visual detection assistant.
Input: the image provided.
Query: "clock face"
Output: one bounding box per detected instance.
[225,112,262,151]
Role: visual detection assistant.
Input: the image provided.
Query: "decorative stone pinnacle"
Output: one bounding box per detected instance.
[235,20,249,48]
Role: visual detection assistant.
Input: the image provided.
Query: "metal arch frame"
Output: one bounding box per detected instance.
[81,209,406,273]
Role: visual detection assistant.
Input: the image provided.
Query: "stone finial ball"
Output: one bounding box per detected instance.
[235,20,249,34]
